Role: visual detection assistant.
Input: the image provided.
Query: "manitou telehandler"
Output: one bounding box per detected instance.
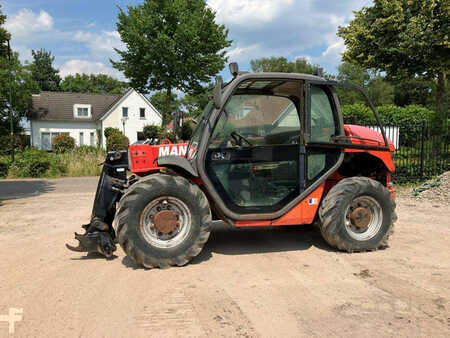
[67,63,397,268]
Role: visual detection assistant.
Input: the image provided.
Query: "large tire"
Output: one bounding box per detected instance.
[115,174,211,268]
[319,177,396,252]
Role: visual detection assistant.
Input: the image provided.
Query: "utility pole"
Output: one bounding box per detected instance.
[7,39,14,162]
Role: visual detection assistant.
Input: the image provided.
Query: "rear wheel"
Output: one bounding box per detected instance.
[115,174,211,268]
[319,177,396,252]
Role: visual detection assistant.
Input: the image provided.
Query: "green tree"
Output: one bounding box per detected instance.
[0,7,39,137]
[250,57,319,74]
[61,73,128,94]
[112,0,231,127]
[180,83,213,117]
[336,62,394,106]
[150,90,180,120]
[338,0,449,120]
[367,76,394,107]
[392,77,434,107]
[29,49,61,91]
[0,5,9,58]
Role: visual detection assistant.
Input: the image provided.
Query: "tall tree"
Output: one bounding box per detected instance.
[336,62,394,106]
[250,57,319,74]
[29,49,61,91]
[180,83,214,117]
[392,77,434,107]
[112,0,232,126]
[150,90,180,119]
[338,0,449,120]
[0,6,39,137]
[61,73,128,94]
[0,5,9,58]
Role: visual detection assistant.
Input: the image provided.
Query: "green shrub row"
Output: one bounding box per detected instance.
[342,104,436,146]
[341,104,434,126]
[3,147,106,178]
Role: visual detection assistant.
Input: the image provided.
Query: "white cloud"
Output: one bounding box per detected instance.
[208,0,294,27]
[208,0,369,73]
[59,59,123,78]
[5,9,53,37]
[227,44,261,62]
[14,44,32,63]
[73,30,124,54]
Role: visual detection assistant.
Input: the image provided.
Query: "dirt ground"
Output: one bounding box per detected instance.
[0,177,449,337]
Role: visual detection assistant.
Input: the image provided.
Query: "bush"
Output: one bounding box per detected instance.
[8,148,52,178]
[160,130,177,143]
[106,133,129,151]
[52,134,75,153]
[143,125,162,144]
[342,104,436,146]
[0,160,9,178]
[342,104,435,126]
[0,135,25,154]
[178,122,194,141]
[104,127,121,138]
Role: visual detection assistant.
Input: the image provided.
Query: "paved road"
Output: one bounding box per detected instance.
[0,176,99,200]
[0,177,449,337]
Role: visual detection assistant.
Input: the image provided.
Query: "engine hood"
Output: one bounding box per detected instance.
[344,124,395,151]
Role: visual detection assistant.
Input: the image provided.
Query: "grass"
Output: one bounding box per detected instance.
[1,147,106,179]
[55,150,105,177]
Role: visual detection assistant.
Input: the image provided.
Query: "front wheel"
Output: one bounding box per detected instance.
[319,177,396,252]
[115,174,211,268]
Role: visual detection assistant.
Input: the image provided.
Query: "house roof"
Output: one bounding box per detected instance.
[31,91,124,121]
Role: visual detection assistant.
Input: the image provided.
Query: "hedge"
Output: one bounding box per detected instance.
[104,127,121,138]
[142,125,162,144]
[106,133,129,151]
[52,134,75,153]
[342,104,435,146]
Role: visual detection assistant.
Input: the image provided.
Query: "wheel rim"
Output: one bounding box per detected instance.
[344,196,383,241]
[139,196,192,248]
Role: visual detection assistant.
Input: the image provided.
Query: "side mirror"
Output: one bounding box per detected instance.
[229,62,239,77]
[213,76,223,109]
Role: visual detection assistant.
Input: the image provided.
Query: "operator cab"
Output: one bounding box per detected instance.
[193,66,343,218]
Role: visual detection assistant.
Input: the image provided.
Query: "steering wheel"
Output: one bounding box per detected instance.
[230,131,253,147]
[287,135,301,144]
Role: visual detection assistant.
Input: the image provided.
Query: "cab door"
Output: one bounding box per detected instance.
[304,82,343,188]
[204,85,304,215]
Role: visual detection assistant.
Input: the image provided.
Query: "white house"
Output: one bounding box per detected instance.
[30,89,162,150]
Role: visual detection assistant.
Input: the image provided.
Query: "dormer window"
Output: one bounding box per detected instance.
[73,104,92,118]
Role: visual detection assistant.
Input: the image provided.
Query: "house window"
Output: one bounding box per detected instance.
[41,132,69,150]
[77,107,89,117]
[73,104,91,118]
[90,132,95,146]
[137,131,145,141]
[80,132,84,146]
[140,108,145,119]
[122,107,128,118]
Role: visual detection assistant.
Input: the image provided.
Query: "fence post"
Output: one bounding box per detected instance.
[419,120,426,177]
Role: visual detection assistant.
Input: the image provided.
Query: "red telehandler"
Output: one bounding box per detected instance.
[67,64,397,268]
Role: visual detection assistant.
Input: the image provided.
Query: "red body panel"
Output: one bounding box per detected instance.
[129,142,189,173]
[235,183,325,227]
[343,125,396,172]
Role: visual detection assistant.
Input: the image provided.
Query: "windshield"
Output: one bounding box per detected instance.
[186,101,214,160]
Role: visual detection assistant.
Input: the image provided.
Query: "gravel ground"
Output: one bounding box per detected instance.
[0,177,449,337]
[397,171,450,206]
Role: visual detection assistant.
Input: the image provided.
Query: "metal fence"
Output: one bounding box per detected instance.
[385,120,449,182]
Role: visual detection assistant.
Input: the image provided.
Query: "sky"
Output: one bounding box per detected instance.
[2,0,373,84]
